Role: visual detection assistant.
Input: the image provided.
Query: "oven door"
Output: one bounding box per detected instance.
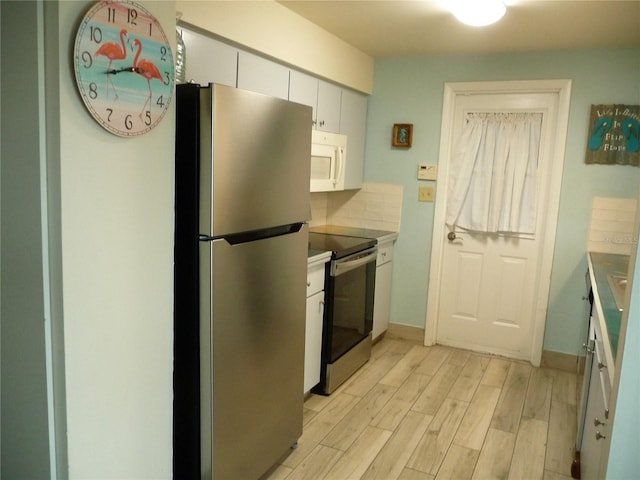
[327,247,377,362]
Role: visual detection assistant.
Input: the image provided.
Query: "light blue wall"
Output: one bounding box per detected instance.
[365,47,640,354]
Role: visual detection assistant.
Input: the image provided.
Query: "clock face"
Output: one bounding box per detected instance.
[74,0,175,137]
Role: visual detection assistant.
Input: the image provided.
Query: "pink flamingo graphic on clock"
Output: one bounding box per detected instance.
[132,38,163,119]
[94,28,128,99]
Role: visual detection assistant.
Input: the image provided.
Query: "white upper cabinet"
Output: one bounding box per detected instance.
[237,51,289,100]
[180,29,367,191]
[316,81,342,133]
[289,70,318,120]
[339,89,367,189]
[289,71,342,133]
[180,29,238,87]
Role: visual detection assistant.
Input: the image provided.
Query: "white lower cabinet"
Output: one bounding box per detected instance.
[373,236,397,340]
[305,256,328,393]
[580,318,611,479]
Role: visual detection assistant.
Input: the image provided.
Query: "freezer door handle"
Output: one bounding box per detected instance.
[199,222,304,244]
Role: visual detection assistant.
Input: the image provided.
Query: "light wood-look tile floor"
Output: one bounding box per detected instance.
[267,336,578,480]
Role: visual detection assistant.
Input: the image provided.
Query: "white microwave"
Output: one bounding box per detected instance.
[310,131,347,192]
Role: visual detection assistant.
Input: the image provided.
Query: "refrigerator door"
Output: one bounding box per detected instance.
[199,84,312,238]
[200,224,308,479]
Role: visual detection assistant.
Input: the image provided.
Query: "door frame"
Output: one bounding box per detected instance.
[424,79,572,366]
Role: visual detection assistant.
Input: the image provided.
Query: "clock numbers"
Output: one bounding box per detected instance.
[160,46,167,62]
[81,51,93,68]
[106,108,113,122]
[144,111,152,126]
[89,82,98,99]
[107,7,116,23]
[89,26,102,43]
[149,23,153,36]
[127,8,137,26]
[125,114,133,130]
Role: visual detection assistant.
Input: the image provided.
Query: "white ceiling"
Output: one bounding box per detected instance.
[278,0,640,57]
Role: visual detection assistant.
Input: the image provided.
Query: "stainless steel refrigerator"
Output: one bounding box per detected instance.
[173,83,312,479]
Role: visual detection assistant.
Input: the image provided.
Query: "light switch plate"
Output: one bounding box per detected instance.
[418,163,438,181]
[419,186,435,202]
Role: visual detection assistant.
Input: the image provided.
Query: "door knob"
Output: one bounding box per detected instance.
[447,231,457,241]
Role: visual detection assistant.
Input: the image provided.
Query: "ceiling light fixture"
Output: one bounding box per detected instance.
[447,0,507,27]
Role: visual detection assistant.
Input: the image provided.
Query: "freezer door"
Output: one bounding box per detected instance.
[199,84,312,238]
[199,224,307,479]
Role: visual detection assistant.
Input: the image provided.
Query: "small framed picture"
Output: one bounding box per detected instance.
[392,123,413,148]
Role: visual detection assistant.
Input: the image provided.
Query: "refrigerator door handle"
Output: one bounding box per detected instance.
[199,222,304,245]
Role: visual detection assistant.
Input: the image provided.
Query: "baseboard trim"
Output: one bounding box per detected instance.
[385,323,425,344]
[385,324,581,374]
[541,349,579,373]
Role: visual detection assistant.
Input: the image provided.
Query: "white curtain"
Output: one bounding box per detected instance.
[445,112,543,234]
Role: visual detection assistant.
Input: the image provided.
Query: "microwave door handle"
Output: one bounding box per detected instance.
[335,146,344,186]
[330,147,337,187]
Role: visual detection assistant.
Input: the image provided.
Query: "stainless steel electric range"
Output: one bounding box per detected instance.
[308,231,377,394]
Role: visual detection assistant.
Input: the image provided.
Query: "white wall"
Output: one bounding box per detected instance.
[57,1,176,477]
[176,0,374,94]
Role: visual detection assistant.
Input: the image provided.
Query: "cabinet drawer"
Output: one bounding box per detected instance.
[307,264,325,297]
[377,243,394,266]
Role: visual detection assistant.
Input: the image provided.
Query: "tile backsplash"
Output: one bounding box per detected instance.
[587,197,638,255]
[310,183,403,232]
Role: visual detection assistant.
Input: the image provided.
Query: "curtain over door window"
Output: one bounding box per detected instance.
[445,112,543,234]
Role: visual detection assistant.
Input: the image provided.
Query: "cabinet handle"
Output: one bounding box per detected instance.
[307,281,311,287]
[319,120,325,127]
[582,342,594,354]
[594,417,606,427]
[595,431,606,440]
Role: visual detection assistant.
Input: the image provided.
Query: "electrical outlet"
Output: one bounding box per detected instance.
[419,186,435,202]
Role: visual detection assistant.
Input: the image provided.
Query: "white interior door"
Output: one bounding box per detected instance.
[425,81,572,364]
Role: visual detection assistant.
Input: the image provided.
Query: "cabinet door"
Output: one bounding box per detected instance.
[289,70,318,125]
[316,80,342,133]
[339,89,368,189]
[581,350,607,480]
[373,261,392,340]
[304,291,324,393]
[237,51,289,100]
[180,28,238,87]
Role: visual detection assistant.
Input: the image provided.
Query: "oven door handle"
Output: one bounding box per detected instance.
[332,248,377,276]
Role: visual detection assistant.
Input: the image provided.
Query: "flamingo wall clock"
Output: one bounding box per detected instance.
[74,0,175,137]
